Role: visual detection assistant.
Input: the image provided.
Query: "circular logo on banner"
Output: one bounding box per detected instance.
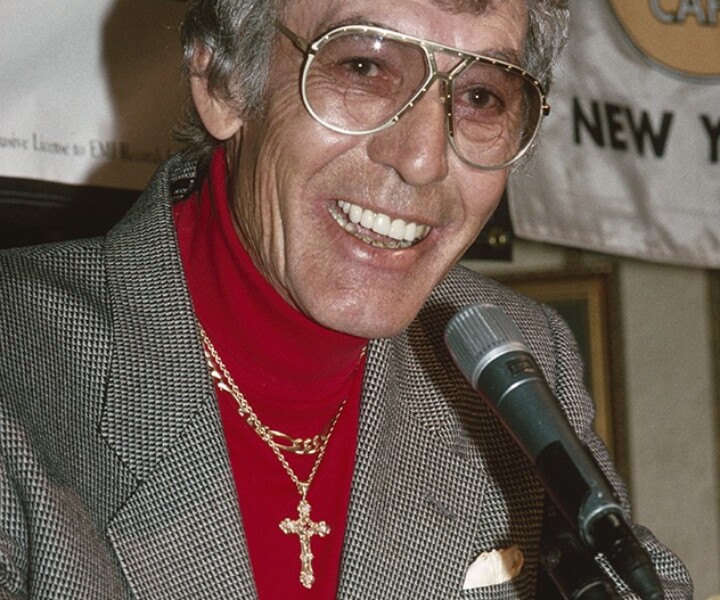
[608,0,720,79]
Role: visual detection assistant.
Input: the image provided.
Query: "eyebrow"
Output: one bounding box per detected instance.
[312,16,522,66]
[311,16,386,38]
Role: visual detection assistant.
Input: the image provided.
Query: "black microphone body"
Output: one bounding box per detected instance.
[474,347,621,536]
[445,304,664,600]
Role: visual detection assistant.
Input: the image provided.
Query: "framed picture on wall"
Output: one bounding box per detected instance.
[710,273,720,506]
[498,268,625,471]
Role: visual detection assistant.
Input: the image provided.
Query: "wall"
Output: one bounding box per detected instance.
[464,239,720,599]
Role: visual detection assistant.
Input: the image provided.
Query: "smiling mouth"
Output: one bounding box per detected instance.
[329,200,431,249]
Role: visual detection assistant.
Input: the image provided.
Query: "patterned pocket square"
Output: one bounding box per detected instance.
[462,545,524,589]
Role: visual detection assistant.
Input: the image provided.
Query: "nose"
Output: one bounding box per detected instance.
[366,82,450,186]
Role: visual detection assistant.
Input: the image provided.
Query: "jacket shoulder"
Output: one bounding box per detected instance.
[422,264,558,353]
[0,236,109,332]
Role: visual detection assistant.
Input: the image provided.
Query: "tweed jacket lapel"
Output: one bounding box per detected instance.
[337,333,489,598]
[99,155,257,598]
[338,282,545,599]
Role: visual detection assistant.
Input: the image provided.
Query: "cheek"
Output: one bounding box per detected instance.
[229,99,363,294]
[458,172,508,233]
[225,114,297,294]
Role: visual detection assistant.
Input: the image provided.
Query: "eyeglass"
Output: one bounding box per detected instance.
[276,21,550,171]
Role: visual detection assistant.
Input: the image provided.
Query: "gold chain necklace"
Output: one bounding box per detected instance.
[199,326,363,589]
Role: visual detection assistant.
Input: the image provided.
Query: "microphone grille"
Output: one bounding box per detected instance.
[444,304,529,386]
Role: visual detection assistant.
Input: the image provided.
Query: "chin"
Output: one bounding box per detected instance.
[312,304,418,340]
[292,277,433,339]
[338,321,408,340]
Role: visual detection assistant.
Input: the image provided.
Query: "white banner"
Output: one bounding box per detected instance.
[509,0,720,269]
[0,0,187,191]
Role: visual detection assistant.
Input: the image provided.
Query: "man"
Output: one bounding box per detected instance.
[0,0,692,598]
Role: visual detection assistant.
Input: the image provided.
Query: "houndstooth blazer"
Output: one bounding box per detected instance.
[0,153,692,599]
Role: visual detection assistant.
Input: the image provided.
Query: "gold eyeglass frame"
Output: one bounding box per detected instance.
[276,21,550,171]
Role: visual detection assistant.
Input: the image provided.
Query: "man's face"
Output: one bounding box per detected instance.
[227,0,527,338]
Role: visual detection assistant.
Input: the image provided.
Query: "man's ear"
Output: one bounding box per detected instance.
[189,45,243,140]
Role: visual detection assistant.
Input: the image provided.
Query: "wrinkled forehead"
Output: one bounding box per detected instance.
[282,0,527,57]
[278,0,507,16]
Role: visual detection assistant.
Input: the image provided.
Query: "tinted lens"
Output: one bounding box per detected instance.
[304,32,429,132]
[297,26,544,169]
[450,63,542,168]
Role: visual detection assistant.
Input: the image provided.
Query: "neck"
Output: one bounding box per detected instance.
[174,148,368,407]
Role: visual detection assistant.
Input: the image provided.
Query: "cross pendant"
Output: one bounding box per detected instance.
[279,496,330,589]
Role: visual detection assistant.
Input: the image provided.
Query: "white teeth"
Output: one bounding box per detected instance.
[372,213,391,236]
[389,219,406,241]
[361,209,375,230]
[349,204,363,224]
[403,221,417,242]
[333,200,430,248]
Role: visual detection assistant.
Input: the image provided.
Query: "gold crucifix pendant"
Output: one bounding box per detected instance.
[279,495,330,589]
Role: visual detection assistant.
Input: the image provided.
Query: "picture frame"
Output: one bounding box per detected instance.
[498,268,626,471]
[709,272,720,499]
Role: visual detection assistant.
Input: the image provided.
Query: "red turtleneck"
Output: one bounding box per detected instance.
[174,149,367,599]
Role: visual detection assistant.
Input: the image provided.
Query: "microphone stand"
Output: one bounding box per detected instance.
[539,503,621,600]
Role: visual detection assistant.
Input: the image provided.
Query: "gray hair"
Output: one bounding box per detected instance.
[177,0,570,161]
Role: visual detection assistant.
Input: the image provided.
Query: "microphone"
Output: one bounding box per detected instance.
[444,303,664,600]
